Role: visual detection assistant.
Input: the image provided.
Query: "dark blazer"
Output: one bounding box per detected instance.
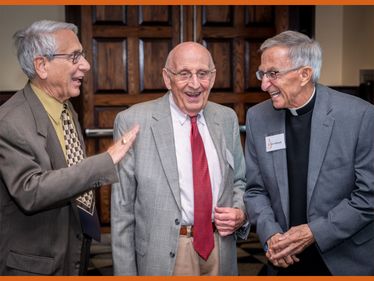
[0,83,117,275]
[243,84,374,275]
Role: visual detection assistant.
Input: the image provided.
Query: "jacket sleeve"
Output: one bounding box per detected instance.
[0,117,117,214]
[243,109,283,246]
[229,111,250,239]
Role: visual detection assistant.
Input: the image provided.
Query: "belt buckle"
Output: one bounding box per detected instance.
[186,225,192,237]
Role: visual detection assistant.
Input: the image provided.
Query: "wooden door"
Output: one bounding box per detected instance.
[66,5,291,231]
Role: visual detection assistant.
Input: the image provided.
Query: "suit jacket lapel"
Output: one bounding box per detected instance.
[23,83,67,170]
[307,85,334,206]
[203,104,226,201]
[268,109,290,227]
[151,94,182,210]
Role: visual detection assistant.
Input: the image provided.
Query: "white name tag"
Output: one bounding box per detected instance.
[265,133,286,152]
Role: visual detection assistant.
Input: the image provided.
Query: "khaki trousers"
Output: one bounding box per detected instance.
[172,232,219,276]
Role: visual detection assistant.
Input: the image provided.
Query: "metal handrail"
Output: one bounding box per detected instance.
[85,128,113,137]
[85,126,246,138]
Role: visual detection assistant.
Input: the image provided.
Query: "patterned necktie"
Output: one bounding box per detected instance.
[61,103,100,241]
[190,115,214,261]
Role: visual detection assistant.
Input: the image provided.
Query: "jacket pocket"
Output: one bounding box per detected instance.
[352,221,374,245]
[6,250,55,275]
[135,238,147,256]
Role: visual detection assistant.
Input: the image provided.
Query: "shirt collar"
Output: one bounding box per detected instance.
[169,92,206,126]
[289,86,316,116]
[31,83,64,124]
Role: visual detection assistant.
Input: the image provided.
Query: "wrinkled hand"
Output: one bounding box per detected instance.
[268,224,314,263]
[214,207,245,236]
[266,233,300,268]
[107,124,140,164]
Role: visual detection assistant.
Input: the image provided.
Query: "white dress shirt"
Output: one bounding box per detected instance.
[169,93,222,225]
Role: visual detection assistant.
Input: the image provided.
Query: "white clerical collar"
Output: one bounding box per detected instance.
[289,86,316,116]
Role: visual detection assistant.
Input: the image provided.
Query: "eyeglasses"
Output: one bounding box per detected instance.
[255,66,302,81]
[45,50,86,64]
[166,68,216,82]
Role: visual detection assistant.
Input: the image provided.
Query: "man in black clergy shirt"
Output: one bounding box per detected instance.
[244,30,374,275]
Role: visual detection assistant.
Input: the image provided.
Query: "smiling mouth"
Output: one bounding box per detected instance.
[185,91,201,98]
[72,77,83,85]
[73,76,83,81]
[269,91,280,98]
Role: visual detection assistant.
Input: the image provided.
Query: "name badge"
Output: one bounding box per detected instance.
[265,133,286,152]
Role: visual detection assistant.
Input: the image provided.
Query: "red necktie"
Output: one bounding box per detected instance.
[190,115,214,261]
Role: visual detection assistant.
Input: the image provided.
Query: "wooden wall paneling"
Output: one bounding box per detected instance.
[93,5,126,23]
[127,37,140,96]
[94,39,128,93]
[205,39,233,92]
[139,6,171,25]
[81,6,94,128]
[80,6,96,159]
[246,6,274,25]
[275,6,290,34]
[202,6,233,26]
[245,40,262,91]
[139,39,171,93]
[183,6,195,42]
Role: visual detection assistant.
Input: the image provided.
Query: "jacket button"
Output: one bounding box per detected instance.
[169,252,175,258]
[75,262,80,269]
[175,218,180,225]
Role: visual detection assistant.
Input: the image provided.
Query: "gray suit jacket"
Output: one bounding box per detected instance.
[111,93,248,275]
[0,83,117,275]
[243,84,374,275]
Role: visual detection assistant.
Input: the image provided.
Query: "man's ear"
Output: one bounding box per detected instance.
[162,68,172,90]
[34,56,48,80]
[300,66,313,86]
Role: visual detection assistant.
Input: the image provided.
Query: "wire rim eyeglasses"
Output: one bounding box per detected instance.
[165,68,216,82]
[256,66,303,81]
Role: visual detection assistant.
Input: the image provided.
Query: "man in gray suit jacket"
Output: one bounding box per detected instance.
[111,42,249,275]
[0,20,138,275]
[243,30,374,275]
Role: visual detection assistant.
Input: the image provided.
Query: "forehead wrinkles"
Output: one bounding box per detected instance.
[170,47,211,70]
[54,29,81,52]
[260,46,292,70]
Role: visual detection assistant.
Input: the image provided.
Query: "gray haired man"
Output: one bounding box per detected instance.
[244,30,374,275]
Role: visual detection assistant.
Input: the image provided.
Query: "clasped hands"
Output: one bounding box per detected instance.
[266,224,315,268]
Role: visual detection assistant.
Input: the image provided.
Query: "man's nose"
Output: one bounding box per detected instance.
[188,73,201,88]
[261,76,271,92]
[79,56,91,72]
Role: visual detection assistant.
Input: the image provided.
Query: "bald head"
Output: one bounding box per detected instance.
[165,42,215,70]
